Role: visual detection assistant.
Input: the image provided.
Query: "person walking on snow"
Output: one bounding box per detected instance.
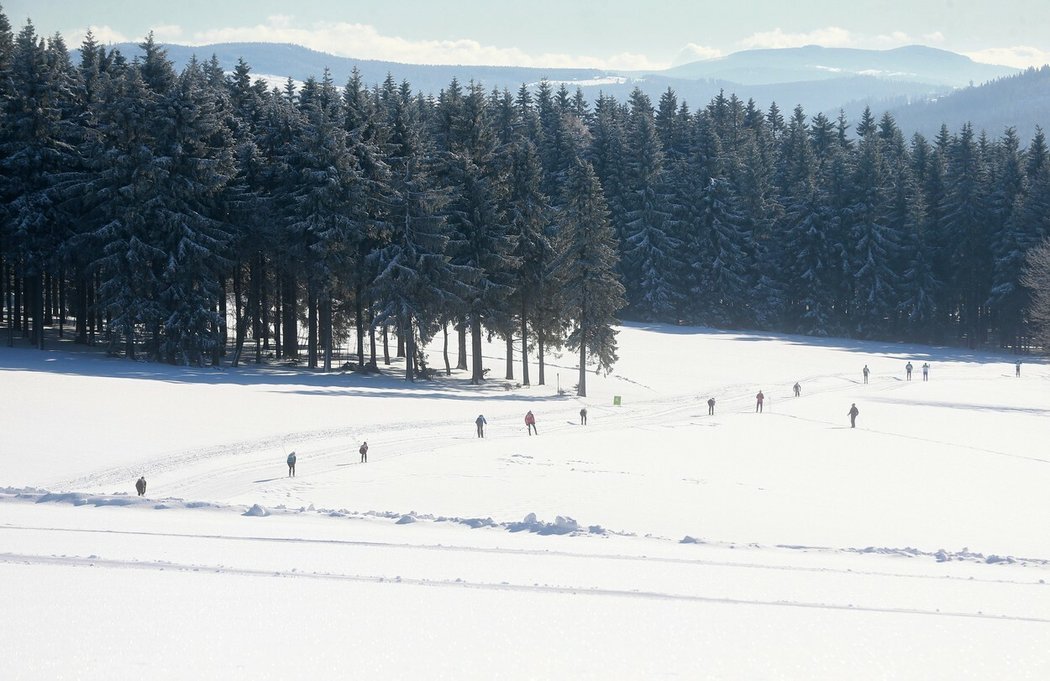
[287,451,297,477]
[906,362,913,381]
[580,407,588,425]
[922,363,930,381]
[135,476,146,496]
[475,414,487,438]
[359,441,368,463]
[848,403,859,428]
[1015,360,1021,377]
[707,397,716,415]
[525,410,538,435]
[755,391,765,413]
[793,382,801,397]
[862,365,870,384]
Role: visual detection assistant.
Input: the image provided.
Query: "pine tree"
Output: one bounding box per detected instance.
[371,81,460,381]
[621,88,679,320]
[554,159,625,397]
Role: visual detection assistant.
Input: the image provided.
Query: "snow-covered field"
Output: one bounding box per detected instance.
[2,324,1049,680]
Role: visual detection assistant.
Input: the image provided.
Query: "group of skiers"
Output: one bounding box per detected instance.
[135,352,1029,491]
[283,440,369,478]
[476,407,589,438]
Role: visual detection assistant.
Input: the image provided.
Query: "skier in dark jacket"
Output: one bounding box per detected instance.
[863,365,870,384]
[848,404,859,428]
[359,441,368,463]
[287,451,297,477]
[793,382,801,397]
[755,391,765,413]
[905,362,913,381]
[475,414,487,438]
[1015,360,1021,377]
[922,363,930,381]
[580,407,588,425]
[707,397,715,415]
[135,476,146,496]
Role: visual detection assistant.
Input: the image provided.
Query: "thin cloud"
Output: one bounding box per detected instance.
[671,43,723,67]
[738,26,852,50]
[64,24,131,47]
[177,16,666,70]
[966,46,1050,69]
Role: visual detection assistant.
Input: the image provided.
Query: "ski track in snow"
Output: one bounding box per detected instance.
[3,550,1047,624]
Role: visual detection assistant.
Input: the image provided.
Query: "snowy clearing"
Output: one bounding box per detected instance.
[2,323,1049,679]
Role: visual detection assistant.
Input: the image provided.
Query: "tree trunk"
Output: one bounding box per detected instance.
[322,295,333,372]
[231,268,247,367]
[274,282,282,359]
[382,324,390,365]
[403,314,415,382]
[538,331,546,385]
[368,308,378,370]
[251,255,262,363]
[457,320,468,370]
[281,271,298,358]
[578,340,587,397]
[396,327,405,358]
[443,322,451,375]
[307,283,318,369]
[470,315,483,384]
[505,334,513,380]
[355,281,365,368]
[520,302,530,386]
[58,271,65,337]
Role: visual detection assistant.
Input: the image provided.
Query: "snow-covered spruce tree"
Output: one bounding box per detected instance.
[438,81,517,384]
[1020,237,1050,350]
[287,70,365,371]
[150,56,237,365]
[621,88,680,321]
[775,106,834,335]
[554,158,626,398]
[506,136,555,386]
[344,69,390,370]
[370,79,462,382]
[986,128,1031,350]
[940,124,992,347]
[897,175,941,341]
[1,21,80,348]
[253,86,305,360]
[223,58,272,367]
[697,175,752,327]
[845,127,900,338]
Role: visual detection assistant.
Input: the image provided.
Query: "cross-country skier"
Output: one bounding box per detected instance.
[848,403,859,428]
[287,451,297,477]
[863,365,870,384]
[922,363,930,381]
[906,362,913,380]
[755,391,765,413]
[525,410,538,435]
[707,397,715,415]
[475,414,487,438]
[359,441,368,463]
[580,407,588,425]
[1015,360,1021,377]
[793,382,801,397]
[135,476,146,496]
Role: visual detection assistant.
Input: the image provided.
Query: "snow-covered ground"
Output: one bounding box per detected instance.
[2,324,1049,679]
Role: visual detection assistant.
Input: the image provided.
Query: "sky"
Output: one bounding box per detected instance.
[6,0,1050,70]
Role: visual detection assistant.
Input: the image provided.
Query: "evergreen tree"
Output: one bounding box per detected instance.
[621,88,679,320]
[554,159,625,397]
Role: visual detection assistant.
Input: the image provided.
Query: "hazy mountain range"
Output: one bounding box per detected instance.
[100,41,1048,141]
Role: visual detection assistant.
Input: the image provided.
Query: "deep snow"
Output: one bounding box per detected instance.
[1,323,1048,679]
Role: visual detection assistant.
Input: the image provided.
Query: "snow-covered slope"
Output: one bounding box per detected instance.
[2,324,1048,679]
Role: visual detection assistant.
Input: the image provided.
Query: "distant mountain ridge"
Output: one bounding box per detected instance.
[93,41,1043,138]
[660,44,1015,88]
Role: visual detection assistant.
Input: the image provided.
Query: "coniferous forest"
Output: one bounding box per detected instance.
[2,10,1049,393]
